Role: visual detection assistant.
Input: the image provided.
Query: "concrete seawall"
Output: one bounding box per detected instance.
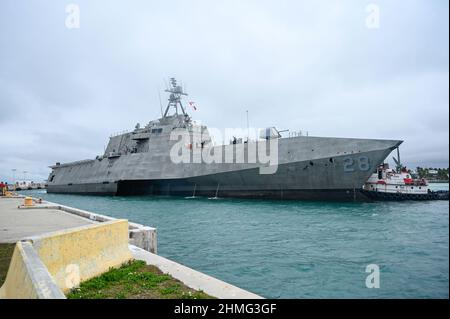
[0,219,132,298]
[0,196,262,299]
[31,220,133,293]
[0,241,64,299]
[16,200,157,254]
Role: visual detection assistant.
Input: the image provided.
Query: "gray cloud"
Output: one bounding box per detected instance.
[0,0,448,182]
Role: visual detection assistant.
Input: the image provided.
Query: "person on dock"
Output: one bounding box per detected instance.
[0,181,5,196]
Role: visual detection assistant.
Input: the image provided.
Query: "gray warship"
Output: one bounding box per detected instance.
[47,78,402,200]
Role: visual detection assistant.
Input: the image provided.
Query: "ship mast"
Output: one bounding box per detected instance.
[163,78,188,118]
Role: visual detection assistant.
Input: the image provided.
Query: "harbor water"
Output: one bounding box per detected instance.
[20,184,449,298]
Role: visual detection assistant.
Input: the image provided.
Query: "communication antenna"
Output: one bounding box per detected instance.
[157,89,163,117]
[246,110,249,142]
[162,77,188,118]
[163,78,170,91]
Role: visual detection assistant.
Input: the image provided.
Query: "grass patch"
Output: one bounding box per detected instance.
[67,260,214,299]
[0,243,15,286]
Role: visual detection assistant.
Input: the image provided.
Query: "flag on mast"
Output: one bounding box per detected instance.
[188,101,197,111]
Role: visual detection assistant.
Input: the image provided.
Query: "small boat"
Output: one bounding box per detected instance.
[362,163,448,201]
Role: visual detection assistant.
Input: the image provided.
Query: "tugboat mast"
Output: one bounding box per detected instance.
[163,78,188,118]
[393,147,402,173]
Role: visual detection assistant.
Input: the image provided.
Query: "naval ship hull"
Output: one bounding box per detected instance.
[47,136,402,201]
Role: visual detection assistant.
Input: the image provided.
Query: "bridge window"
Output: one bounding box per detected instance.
[151,128,163,134]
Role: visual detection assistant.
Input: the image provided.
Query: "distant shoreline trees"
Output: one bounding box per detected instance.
[416,167,449,181]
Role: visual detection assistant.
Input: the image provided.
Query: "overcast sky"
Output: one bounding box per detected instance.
[0,0,448,182]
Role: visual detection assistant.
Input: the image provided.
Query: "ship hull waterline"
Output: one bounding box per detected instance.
[47,146,399,201]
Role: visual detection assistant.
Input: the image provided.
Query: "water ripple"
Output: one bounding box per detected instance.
[21,186,449,299]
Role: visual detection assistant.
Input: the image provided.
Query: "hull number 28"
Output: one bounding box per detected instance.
[343,156,370,172]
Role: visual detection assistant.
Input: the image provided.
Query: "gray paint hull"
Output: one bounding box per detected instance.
[47,136,401,201]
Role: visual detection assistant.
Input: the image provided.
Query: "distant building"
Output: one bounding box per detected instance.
[14,181,47,190]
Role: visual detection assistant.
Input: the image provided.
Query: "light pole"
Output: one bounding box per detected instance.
[11,168,17,183]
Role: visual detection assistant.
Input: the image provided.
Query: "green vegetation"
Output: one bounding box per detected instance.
[67,260,214,299]
[0,243,15,286]
[416,167,449,181]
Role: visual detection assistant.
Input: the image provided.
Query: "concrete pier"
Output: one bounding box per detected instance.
[0,196,157,253]
[0,197,94,243]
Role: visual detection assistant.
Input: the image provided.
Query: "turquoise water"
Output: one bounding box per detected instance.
[20,184,448,298]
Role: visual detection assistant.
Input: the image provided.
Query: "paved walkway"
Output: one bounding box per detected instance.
[0,197,94,243]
